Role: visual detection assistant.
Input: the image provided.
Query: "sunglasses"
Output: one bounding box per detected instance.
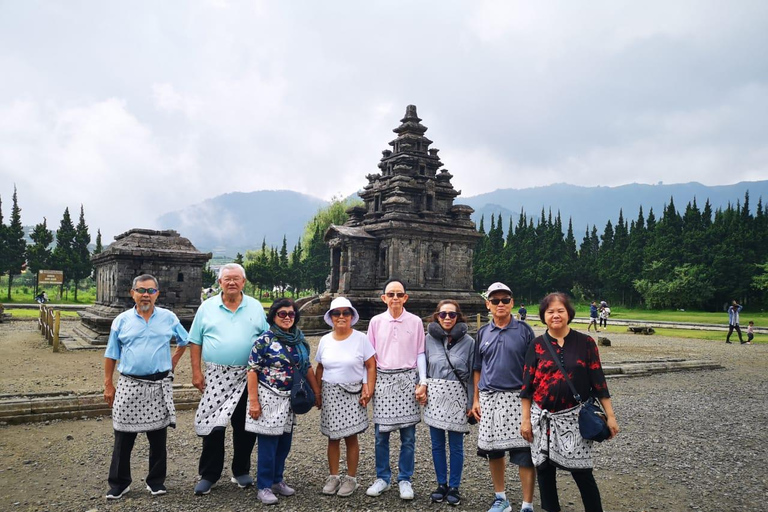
[489,297,512,305]
[438,311,458,319]
[276,310,296,319]
[330,309,353,317]
[385,292,406,298]
[134,287,158,295]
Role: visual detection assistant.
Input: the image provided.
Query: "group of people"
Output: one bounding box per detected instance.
[103,264,620,512]
[587,301,610,332]
[725,300,755,344]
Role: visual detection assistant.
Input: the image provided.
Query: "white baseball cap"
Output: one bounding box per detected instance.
[486,282,512,296]
[323,297,360,327]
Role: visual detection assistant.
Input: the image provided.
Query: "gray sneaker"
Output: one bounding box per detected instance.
[337,476,358,497]
[230,474,254,488]
[257,488,279,505]
[322,475,341,495]
[271,480,295,496]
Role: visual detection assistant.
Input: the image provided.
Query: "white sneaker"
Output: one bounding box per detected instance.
[399,480,414,500]
[366,478,390,497]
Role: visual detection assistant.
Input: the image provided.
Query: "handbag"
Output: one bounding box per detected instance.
[440,337,477,425]
[288,346,315,415]
[542,332,611,442]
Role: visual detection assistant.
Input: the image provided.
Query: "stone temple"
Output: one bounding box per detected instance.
[76,229,211,344]
[300,105,485,326]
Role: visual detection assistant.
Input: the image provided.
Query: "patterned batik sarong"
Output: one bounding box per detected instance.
[194,363,247,436]
[112,373,175,433]
[530,402,594,470]
[373,368,421,433]
[423,378,470,433]
[477,389,529,451]
[244,382,293,436]
[320,381,368,440]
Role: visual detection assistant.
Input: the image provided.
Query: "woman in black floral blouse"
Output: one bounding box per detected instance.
[520,293,619,512]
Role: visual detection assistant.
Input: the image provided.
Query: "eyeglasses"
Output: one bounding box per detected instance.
[276,310,296,319]
[385,292,406,298]
[438,311,458,319]
[221,277,243,284]
[489,297,512,305]
[330,309,353,317]
[133,287,158,295]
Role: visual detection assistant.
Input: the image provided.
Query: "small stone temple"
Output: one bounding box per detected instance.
[76,229,211,344]
[300,105,485,326]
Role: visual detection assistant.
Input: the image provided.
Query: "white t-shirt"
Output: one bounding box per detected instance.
[315,329,376,384]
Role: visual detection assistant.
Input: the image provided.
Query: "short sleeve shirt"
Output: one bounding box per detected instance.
[104,306,189,376]
[473,318,534,391]
[316,330,375,383]
[367,308,425,370]
[188,293,268,366]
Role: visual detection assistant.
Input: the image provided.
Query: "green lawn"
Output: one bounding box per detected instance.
[573,305,768,324]
[5,309,81,319]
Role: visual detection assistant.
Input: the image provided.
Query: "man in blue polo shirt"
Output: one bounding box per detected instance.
[104,274,189,500]
[190,263,269,495]
[471,282,536,512]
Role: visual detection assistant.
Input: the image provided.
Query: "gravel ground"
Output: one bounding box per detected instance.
[0,320,765,512]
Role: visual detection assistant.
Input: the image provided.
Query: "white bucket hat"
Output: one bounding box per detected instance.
[323,297,360,327]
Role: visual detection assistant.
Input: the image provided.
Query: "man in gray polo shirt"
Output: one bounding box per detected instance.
[471,282,536,512]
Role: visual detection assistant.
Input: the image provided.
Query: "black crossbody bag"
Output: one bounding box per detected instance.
[541,332,610,442]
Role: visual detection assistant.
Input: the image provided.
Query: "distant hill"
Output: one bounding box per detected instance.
[463,181,768,236]
[156,190,327,256]
[155,181,768,257]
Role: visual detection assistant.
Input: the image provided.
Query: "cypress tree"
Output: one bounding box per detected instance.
[71,205,92,301]
[26,217,54,296]
[52,208,76,297]
[4,187,26,300]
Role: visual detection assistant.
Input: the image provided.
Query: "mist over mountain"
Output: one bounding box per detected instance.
[156,181,768,257]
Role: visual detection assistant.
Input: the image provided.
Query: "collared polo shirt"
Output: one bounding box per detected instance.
[104,306,189,376]
[367,307,425,370]
[188,292,268,366]
[473,317,534,392]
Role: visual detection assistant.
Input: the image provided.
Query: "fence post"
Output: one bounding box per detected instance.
[476,313,481,332]
[39,304,44,332]
[53,310,61,353]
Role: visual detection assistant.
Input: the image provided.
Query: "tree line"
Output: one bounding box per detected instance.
[0,186,99,300]
[473,192,768,310]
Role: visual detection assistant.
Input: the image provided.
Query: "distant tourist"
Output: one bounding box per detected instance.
[747,321,755,344]
[472,282,536,512]
[365,279,426,501]
[103,274,189,500]
[725,300,744,344]
[316,297,376,498]
[245,298,321,505]
[587,301,598,332]
[518,304,527,321]
[599,304,610,330]
[520,292,619,512]
[189,263,268,495]
[423,299,476,506]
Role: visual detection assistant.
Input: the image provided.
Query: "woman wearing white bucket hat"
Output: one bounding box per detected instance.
[315,297,377,497]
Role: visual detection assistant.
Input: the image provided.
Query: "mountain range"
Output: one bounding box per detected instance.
[156,181,768,257]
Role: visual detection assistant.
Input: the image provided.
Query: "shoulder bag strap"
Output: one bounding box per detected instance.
[542,331,582,403]
[441,339,467,392]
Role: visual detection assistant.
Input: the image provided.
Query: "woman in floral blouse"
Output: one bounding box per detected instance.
[520,292,619,512]
[245,298,320,505]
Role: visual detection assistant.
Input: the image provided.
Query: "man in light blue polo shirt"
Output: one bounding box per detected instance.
[104,274,189,500]
[190,263,269,495]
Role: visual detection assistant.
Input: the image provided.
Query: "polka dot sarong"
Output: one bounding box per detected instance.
[423,378,470,433]
[112,374,175,433]
[245,381,293,436]
[320,381,368,440]
[194,363,247,436]
[373,368,421,433]
[477,389,529,451]
[530,403,594,470]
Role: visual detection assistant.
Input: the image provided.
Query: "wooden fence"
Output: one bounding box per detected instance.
[38,304,61,352]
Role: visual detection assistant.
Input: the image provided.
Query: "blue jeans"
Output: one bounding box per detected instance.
[374,423,415,482]
[256,431,292,490]
[429,426,464,488]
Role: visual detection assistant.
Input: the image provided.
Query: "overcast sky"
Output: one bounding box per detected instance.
[1,0,766,241]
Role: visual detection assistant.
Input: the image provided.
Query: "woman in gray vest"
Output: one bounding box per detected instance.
[422,299,476,506]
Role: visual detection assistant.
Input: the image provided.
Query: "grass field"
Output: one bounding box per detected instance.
[572,304,768,323]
